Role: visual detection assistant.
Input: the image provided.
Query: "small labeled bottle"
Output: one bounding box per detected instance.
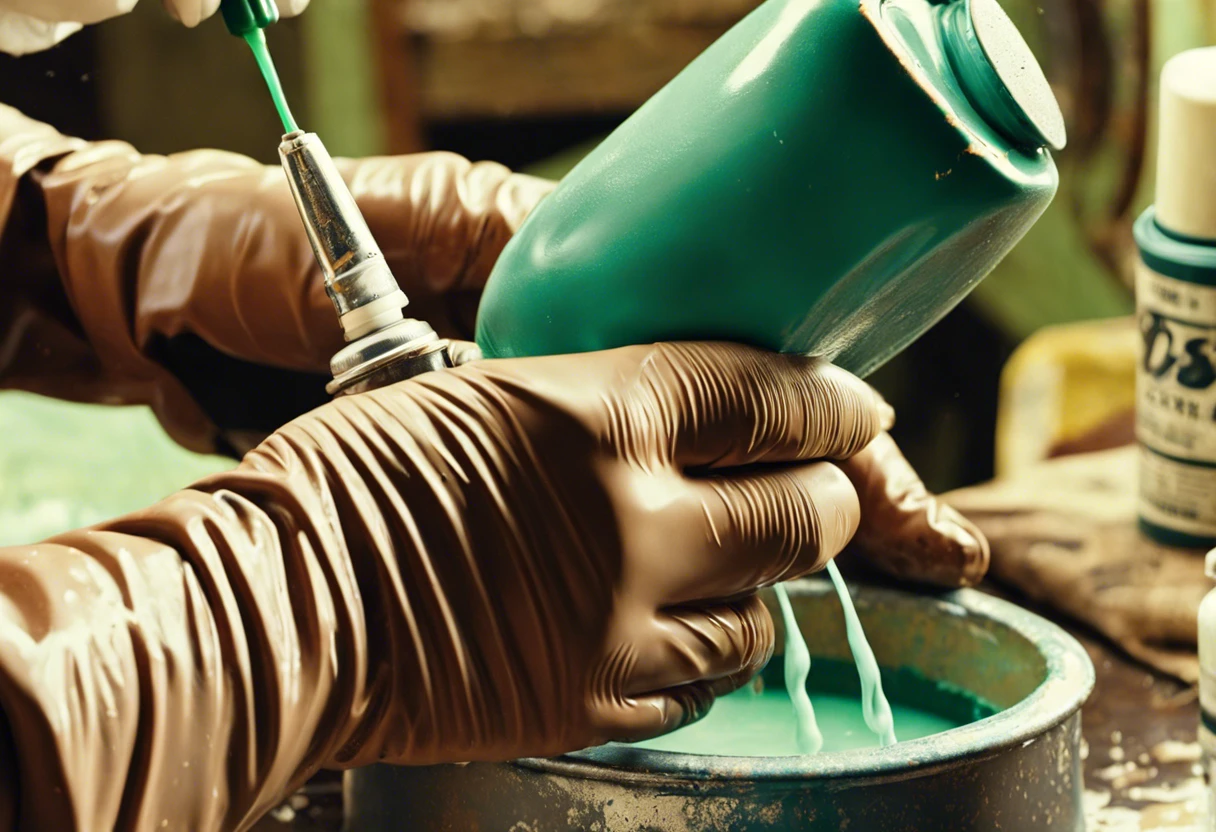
[1200,549,1216,828]
[1134,47,1216,549]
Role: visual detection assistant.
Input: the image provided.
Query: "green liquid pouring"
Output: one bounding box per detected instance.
[243,29,299,134]
[776,566,899,754]
[826,562,897,746]
[775,584,822,754]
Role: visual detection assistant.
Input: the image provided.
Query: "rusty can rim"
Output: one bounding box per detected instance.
[515,581,1095,785]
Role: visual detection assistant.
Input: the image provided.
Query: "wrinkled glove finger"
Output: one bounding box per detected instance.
[592,681,721,745]
[655,462,859,605]
[446,340,484,367]
[621,596,773,696]
[839,432,989,588]
[651,344,889,469]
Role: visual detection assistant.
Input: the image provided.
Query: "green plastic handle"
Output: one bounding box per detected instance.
[220,0,280,36]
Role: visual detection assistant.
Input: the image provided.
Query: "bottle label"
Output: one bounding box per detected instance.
[1136,261,1216,538]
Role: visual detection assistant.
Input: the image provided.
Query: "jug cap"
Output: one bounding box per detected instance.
[1155,47,1216,242]
[941,0,1066,152]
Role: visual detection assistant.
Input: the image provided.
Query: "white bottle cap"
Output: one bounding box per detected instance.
[1156,47,1216,241]
[1207,548,1216,580]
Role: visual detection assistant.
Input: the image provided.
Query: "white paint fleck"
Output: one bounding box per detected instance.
[1095,761,1136,781]
[1127,778,1207,804]
[1151,741,1202,765]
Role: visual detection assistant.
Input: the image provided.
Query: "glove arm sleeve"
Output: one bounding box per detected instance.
[0,396,432,831]
[0,103,553,453]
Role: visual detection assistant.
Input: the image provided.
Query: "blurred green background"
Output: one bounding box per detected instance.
[0,393,232,545]
[0,0,1210,544]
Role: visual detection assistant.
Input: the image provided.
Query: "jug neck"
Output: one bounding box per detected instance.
[938,0,1066,152]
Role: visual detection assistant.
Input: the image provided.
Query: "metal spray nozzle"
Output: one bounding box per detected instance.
[277,131,451,396]
[223,4,449,395]
[278,130,408,341]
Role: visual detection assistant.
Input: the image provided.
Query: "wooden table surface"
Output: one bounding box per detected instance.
[987,580,1206,831]
[1072,628,1203,830]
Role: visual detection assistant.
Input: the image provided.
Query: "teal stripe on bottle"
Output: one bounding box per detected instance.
[1135,209,1216,287]
[1142,444,1216,471]
[1139,519,1216,551]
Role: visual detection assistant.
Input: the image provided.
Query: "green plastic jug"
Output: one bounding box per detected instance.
[475,0,1065,377]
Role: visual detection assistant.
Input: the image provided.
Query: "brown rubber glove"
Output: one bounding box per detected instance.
[0,103,554,454]
[0,342,883,831]
[840,431,990,588]
[451,343,989,591]
[947,446,1201,682]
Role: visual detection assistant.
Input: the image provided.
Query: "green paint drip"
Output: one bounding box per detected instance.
[826,562,898,747]
[244,29,299,134]
[774,585,822,754]
[776,566,900,754]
